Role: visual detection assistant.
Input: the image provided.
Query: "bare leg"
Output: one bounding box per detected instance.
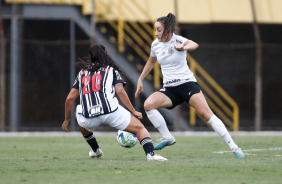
[144,92,174,139]
[78,124,92,136]
[189,92,238,150]
[123,115,167,161]
[124,116,154,155]
[123,115,149,142]
[78,123,101,155]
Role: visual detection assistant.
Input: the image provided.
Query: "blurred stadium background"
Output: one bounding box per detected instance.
[0,0,281,132]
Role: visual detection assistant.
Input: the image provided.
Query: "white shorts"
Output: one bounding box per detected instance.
[76,105,131,132]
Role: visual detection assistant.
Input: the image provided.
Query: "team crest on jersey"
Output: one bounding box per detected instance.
[168,47,174,55]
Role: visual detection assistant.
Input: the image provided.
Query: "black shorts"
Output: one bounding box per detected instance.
[158,82,201,109]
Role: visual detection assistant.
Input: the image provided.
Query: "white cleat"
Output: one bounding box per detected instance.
[89,148,104,158]
[147,154,168,161]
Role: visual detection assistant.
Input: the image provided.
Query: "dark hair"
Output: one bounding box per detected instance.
[157,13,177,41]
[76,44,120,72]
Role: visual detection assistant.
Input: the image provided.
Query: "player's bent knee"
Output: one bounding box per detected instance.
[199,111,213,122]
[78,124,92,136]
[144,100,155,112]
[126,120,145,135]
[136,124,145,131]
[130,127,143,136]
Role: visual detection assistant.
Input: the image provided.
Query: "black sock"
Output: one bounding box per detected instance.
[84,133,99,152]
[140,137,155,156]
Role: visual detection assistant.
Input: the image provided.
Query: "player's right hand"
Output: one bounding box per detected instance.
[135,80,143,98]
[62,119,70,132]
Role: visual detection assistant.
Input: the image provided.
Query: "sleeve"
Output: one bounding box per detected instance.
[176,35,189,44]
[113,69,126,86]
[150,40,157,57]
[72,74,79,89]
[151,45,156,57]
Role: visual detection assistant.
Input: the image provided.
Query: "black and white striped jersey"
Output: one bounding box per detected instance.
[72,66,126,118]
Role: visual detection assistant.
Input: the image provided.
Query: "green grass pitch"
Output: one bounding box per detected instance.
[1,133,282,184]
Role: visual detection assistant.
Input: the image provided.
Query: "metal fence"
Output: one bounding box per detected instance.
[1,19,282,131]
[188,44,282,130]
[2,40,89,131]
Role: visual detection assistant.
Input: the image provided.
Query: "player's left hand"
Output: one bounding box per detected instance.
[174,44,185,51]
[62,119,70,132]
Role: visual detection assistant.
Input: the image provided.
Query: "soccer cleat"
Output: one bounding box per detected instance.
[154,137,176,150]
[232,148,245,158]
[147,154,168,161]
[89,148,104,158]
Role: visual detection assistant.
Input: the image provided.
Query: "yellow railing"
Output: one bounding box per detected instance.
[96,0,159,84]
[5,0,239,130]
[187,54,239,131]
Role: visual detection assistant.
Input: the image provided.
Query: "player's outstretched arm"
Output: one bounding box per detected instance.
[115,83,142,119]
[62,88,79,132]
[135,55,157,98]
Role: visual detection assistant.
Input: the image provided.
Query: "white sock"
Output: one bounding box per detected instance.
[207,114,238,150]
[146,109,173,139]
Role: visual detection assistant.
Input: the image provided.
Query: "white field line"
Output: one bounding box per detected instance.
[0,131,282,137]
[213,147,282,156]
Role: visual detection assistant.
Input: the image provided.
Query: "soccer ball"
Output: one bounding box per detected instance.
[116,130,138,148]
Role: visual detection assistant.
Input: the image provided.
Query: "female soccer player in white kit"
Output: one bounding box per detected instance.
[135,13,245,158]
[62,44,167,161]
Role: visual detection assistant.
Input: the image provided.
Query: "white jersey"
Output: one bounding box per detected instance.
[151,33,197,87]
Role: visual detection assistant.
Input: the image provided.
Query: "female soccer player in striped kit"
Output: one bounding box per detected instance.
[62,44,167,161]
[135,13,245,158]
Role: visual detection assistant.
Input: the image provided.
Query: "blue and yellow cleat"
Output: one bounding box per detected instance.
[154,137,176,150]
[232,148,245,158]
